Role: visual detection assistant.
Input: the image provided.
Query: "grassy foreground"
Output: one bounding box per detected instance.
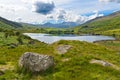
[0,32,120,80]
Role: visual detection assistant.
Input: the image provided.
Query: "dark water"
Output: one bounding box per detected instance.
[24,33,115,44]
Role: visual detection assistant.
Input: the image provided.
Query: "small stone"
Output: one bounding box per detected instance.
[90,59,112,67]
[90,59,120,70]
[62,58,71,62]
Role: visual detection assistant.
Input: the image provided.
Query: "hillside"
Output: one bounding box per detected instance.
[0,36,120,80]
[0,17,23,30]
[0,17,46,33]
[74,11,120,38]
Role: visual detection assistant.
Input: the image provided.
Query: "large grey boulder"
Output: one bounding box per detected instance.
[19,52,54,72]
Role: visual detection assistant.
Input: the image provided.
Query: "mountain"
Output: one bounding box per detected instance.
[74,11,120,37]
[83,11,120,25]
[0,17,22,30]
[35,22,79,28]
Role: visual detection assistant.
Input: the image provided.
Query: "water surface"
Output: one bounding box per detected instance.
[24,33,115,44]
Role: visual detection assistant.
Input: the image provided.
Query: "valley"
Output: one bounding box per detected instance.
[0,10,120,80]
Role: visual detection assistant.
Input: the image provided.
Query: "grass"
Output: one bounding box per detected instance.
[0,32,17,46]
[102,29,120,38]
[95,40,120,52]
[0,32,120,80]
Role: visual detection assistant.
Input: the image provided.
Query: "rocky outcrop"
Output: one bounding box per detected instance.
[19,52,54,72]
[56,45,71,54]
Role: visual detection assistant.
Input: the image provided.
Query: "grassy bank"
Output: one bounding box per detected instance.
[95,40,120,52]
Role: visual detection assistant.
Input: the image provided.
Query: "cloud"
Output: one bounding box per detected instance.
[88,10,104,20]
[32,0,55,15]
[0,4,27,13]
[99,0,120,3]
[46,9,88,24]
[16,17,22,22]
[46,9,104,24]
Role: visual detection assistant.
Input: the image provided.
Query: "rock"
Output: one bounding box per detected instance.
[90,59,112,66]
[19,52,54,72]
[90,59,120,70]
[61,58,71,62]
[56,45,71,54]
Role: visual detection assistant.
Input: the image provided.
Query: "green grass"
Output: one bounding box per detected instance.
[95,40,120,52]
[0,34,120,80]
[0,32,17,46]
[102,29,120,38]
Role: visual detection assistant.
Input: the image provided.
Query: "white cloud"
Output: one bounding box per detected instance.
[46,9,83,23]
[88,10,104,20]
[21,0,72,5]
[21,0,73,15]
[0,4,27,12]
[99,0,120,3]
[46,9,104,24]
[0,0,119,24]
[0,3,46,23]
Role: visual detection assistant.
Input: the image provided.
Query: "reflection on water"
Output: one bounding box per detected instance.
[24,33,115,44]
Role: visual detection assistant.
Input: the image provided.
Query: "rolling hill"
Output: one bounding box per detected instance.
[74,11,120,37]
[0,17,22,31]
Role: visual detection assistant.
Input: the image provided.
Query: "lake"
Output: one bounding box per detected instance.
[24,33,115,44]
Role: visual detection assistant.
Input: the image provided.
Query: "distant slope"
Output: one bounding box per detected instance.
[74,11,120,37]
[0,17,22,30]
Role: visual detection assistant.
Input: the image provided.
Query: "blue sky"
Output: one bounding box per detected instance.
[0,0,120,24]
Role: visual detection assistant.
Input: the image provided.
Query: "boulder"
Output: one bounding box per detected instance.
[19,52,54,72]
[56,45,71,54]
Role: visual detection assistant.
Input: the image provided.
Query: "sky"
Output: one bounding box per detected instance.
[0,0,120,24]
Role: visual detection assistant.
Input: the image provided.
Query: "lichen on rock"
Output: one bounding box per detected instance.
[19,52,54,73]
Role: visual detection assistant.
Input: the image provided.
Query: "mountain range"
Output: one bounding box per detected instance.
[33,22,79,28]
